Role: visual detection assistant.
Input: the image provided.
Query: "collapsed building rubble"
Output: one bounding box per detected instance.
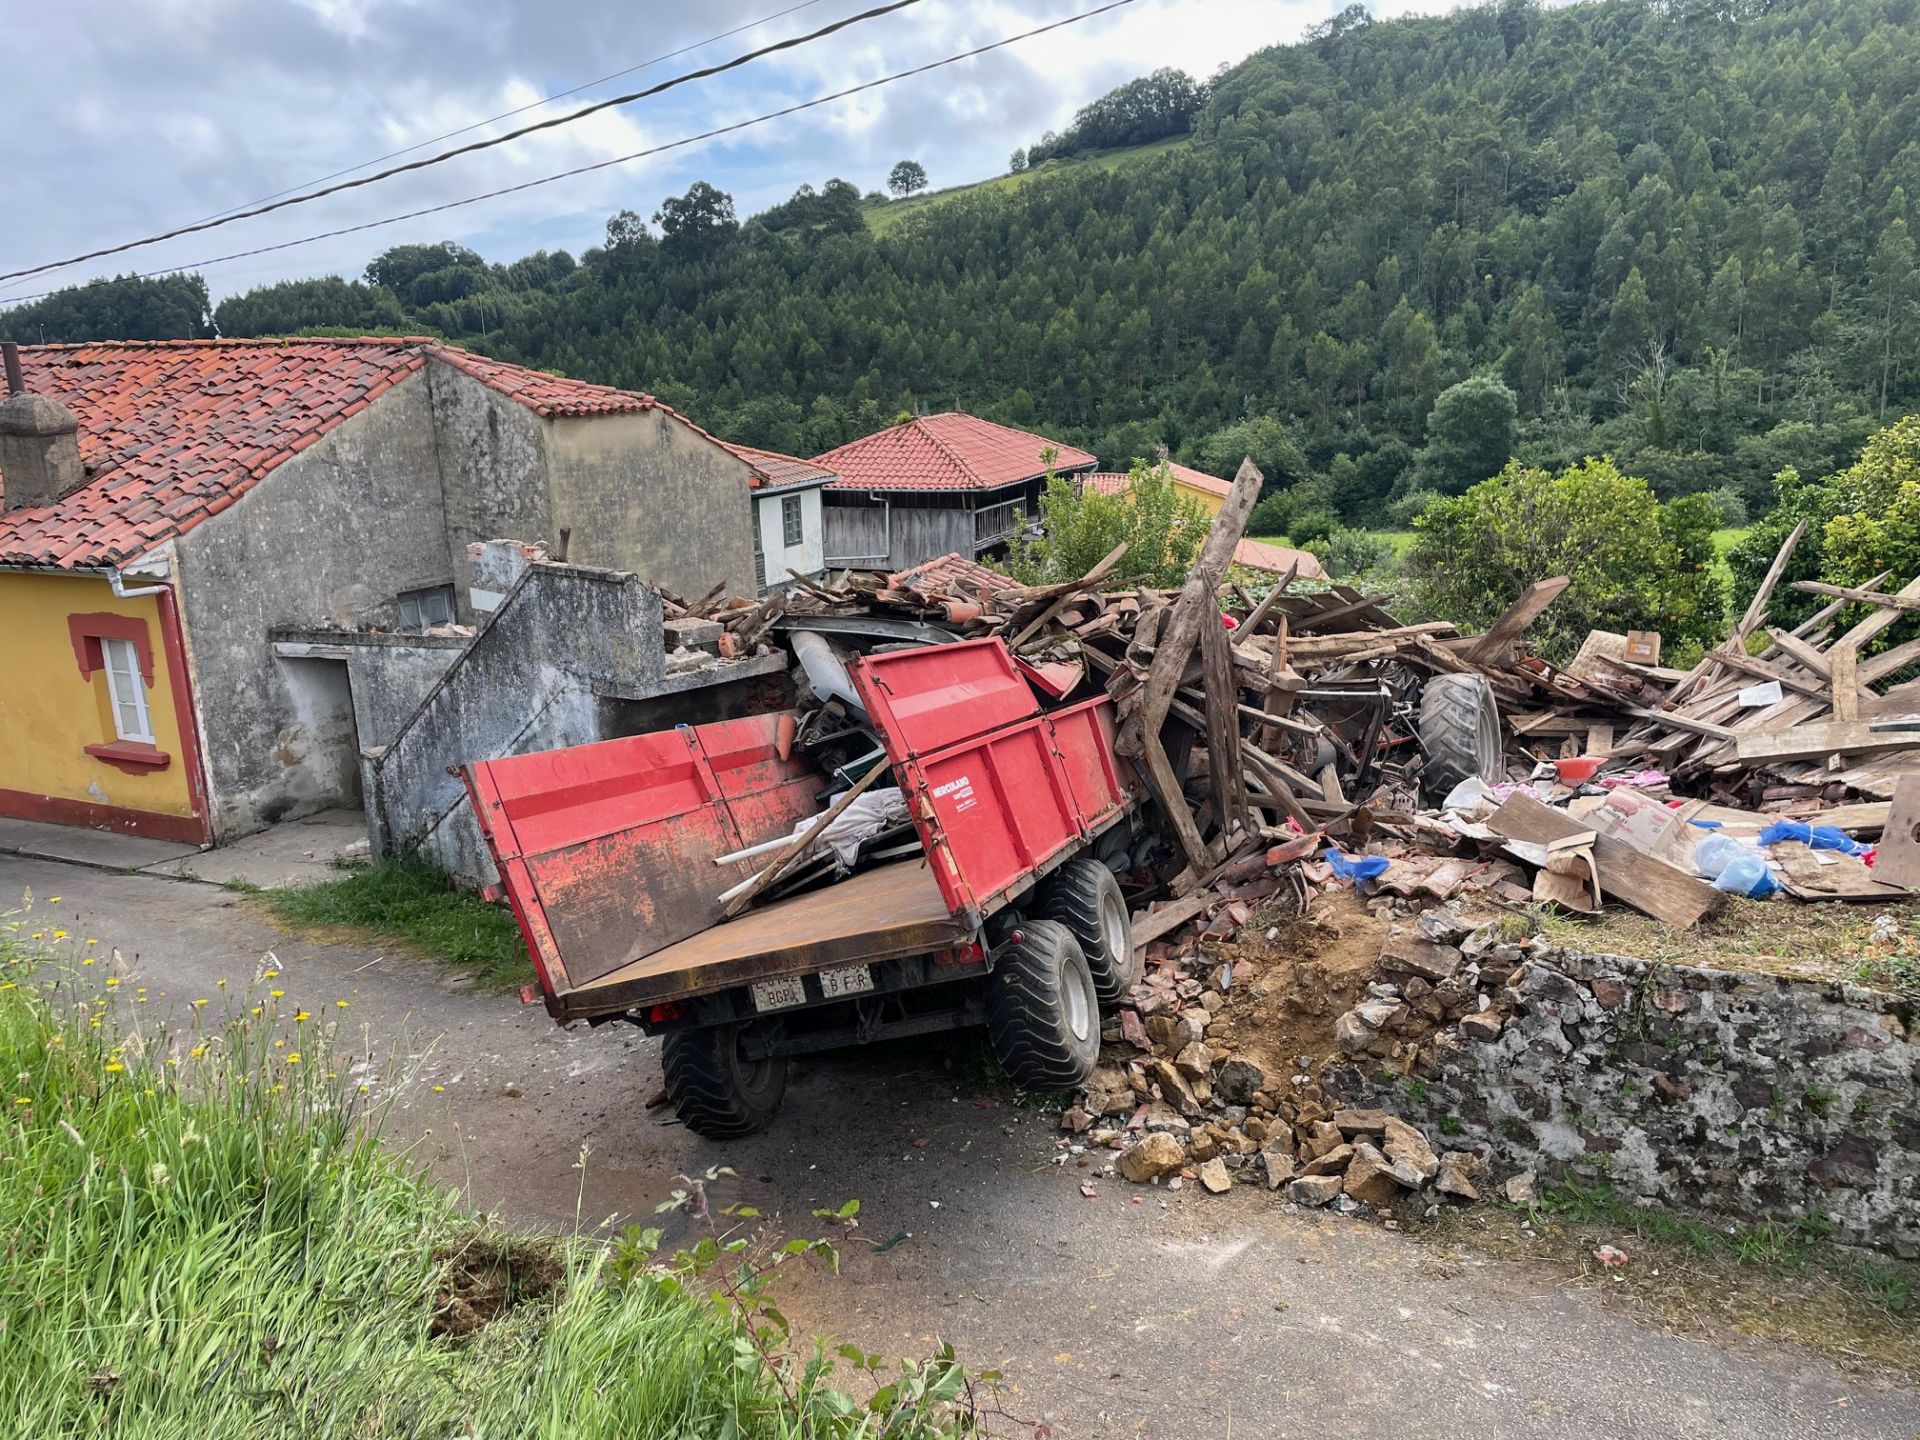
[680,463,1919,1216]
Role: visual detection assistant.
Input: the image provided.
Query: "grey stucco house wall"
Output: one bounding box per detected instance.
[129,340,809,841]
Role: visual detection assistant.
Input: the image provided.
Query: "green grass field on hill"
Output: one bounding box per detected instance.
[863,135,1192,236]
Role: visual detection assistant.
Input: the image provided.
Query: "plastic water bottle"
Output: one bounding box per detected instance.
[1693,834,1743,880]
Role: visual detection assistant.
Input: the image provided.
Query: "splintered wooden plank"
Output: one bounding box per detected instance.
[1764,627,1833,679]
[1486,793,1723,928]
[1734,717,1920,764]
[1790,580,1920,612]
[1829,642,1861,722]
[1872,775,1920,891]
[1465,576,1572,663]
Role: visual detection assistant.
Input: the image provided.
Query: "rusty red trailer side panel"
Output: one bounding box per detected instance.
[853,641,1132,923]
[462,715,820,992]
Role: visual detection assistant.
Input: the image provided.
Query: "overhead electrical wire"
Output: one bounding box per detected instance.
[0,0,1141,306]
[0,0,925,286]
[184,0,830,228]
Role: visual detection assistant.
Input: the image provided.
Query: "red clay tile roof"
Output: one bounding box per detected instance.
[1086,462,1235,501]
[1082,471,1134,495]
[0,337,678,570]
[815,413,1095,493]
[0,338,431,569]
[1233,538,1328,581]
[430,345,655,417]
[888,551,1010,593]
[724,443,837,490]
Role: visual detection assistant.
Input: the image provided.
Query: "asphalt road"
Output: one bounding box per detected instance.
[7,852,1917,1440]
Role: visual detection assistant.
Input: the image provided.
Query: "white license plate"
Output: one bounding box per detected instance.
[818,964,875,998]
[750,977,807,1012]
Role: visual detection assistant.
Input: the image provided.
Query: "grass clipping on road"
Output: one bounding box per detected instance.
[0,916,979,1438]
[260,855,532,991]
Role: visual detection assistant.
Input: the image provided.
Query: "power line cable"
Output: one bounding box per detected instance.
[186,0,829,227]
[0,0,924,286]
[0,0,1139,306]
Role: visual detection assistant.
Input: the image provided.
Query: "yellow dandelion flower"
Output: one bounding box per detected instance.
[13,1097,29,1106]
[216,978,227,988]
[30,932,43,941]
[193,999,208,1008]
[273,1039,285,1048]
[81,958,95,967]
[292,1010,310,1022]
[432,1085,446,1093]
[263,970,279,979]
[335,1000,348,1009]
[48,897,60,904]
[105,978,120,989]
[87,939,98,947]
[285,1052,302,1065]
[89,1018,102,1029]
[249,1005,263,1017]
[358,1083,370,1093]
[52,930,68,940]
[270,989,284,999]
[189,1044,208,1059]
[104,1062,124,1073]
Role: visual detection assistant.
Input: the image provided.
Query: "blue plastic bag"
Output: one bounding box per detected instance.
[1324,847,1390,884]
[1757,819,1870,856]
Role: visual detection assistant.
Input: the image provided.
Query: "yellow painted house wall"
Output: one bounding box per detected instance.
[0,572,196,821]
[1172,479,1227,517]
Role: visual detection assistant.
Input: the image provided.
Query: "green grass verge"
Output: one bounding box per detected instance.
[261,856,532,992]
[863,135,1191,236]
[0,921,976,1437]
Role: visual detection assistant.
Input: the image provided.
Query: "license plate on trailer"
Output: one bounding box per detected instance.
[817,964,875,998]
[749,977,807,1012]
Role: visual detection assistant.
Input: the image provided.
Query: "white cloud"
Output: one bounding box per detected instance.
[0,0,1469,307]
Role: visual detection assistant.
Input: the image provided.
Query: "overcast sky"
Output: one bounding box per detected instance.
[2,0,1432,308]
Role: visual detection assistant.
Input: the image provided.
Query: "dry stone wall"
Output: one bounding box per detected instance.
[1328,939,1920,1258]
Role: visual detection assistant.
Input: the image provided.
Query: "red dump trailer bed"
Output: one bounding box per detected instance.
[462,638,1147,1135]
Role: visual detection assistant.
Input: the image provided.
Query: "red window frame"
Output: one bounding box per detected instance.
[66,612,170,773]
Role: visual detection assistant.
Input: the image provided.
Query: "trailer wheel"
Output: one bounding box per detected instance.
[986,920,1100,1092]
[1036,858,1139,1007]
[1417,672,1503,804]
[661,1022,788,1139]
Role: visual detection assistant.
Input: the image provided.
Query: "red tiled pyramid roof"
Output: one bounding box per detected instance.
[815,413,1095,493]
[0,337,672,570]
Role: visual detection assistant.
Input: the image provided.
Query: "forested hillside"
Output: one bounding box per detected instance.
[9,0,1920,530]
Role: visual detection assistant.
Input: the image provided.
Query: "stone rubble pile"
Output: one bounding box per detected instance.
[1061,883,1554,1212]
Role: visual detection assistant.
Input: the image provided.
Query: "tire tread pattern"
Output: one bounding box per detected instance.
[662,1025,787,1139]
[986,919,1099,1092]
[1035,858,1137,1006]
[1418,672,1500,801]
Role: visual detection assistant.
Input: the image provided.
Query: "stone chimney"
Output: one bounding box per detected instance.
[0,342,85,511]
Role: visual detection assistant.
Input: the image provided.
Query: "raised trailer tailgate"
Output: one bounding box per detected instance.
[462,714,821,994]
[854,638,1131,924]
[549,860,964,1020]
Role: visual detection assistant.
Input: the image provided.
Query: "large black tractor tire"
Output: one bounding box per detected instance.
[1036,858,1139,1008]
[985,919,1101,1092]
[1418,672,1503,804]
[661,1022,789,1138]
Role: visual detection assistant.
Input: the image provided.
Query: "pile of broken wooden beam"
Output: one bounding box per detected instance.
[771,460,1624,896]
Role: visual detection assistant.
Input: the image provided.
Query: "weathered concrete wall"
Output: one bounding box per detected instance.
[364,559,785,885]
[1329,936,1920,1257]
[175,371,454,838]
[545,409,756,598]
[422,364,549,617]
